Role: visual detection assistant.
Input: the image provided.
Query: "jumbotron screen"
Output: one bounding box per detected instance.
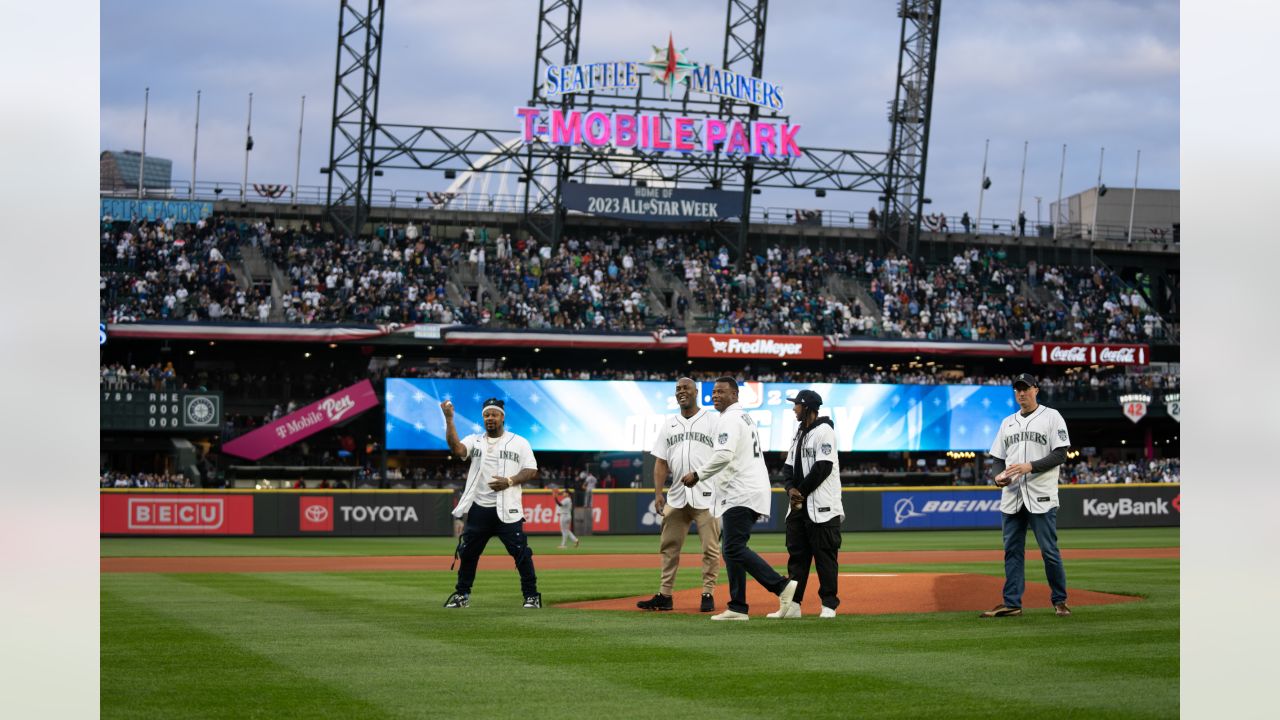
[385,379,1015,453]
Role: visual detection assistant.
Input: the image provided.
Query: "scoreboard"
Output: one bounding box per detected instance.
[100,390,223,432]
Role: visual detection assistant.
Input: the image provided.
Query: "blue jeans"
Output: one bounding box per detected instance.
[721,506,789,613]
[1001,507,1067,608]
[455,505,538,596]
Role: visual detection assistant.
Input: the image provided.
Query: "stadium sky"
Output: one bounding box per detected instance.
[100,0,1178,226]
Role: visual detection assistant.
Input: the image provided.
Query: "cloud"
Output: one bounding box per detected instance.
[100,0,1179,217]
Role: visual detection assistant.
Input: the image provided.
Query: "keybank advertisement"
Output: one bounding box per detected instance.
[386,379,1013,452]
[881,491,1003,530]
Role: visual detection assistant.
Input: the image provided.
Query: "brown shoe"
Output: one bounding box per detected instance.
[1054,603,1072,617]
[979,605,1023,618]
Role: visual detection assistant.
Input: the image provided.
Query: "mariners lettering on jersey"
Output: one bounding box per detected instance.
[471,447,522,463]
[1003,431,1048,449]
[666,431,714,449]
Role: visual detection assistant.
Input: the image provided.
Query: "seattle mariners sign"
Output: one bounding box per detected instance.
[519,35,801,159]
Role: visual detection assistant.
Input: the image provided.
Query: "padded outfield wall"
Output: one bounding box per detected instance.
[101,484,1179,537]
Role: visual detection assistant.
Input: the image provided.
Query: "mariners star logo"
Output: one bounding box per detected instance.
[642,33,698,94]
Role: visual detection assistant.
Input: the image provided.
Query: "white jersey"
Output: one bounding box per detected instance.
[649,407,717,510]
[988,404,1070,514]
[453,431,537,524]
[694,402,772,520]
[784,418,844,524]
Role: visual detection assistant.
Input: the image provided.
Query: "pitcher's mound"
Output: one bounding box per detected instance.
[557,573,1142,616]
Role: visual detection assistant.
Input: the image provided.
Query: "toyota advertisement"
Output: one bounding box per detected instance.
[385,378,1013,453]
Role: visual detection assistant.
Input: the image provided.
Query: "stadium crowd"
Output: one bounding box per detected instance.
[99,470,195,488]
[100,215,1175,348]
[100,362,179,390]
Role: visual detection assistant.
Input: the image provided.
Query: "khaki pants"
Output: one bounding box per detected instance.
[658,503,721,595]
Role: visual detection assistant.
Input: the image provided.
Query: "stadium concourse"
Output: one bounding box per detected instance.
[99,210,1178,493]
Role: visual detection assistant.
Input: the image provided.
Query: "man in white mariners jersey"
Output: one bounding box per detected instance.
[679,377,798,621]
[441,397,542,609]
[980,373,1073,618]
[636,377,721,613]
[769,389,843,619]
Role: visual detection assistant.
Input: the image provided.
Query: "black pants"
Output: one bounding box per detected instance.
[454,505,538,596]
[785,510,842,609]
[721,506,789,613]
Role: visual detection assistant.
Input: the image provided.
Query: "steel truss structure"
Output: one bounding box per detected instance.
[325,0,942,255]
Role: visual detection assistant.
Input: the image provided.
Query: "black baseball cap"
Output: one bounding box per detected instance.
[786,389,823,410]
[481,398,505,413]
[1012,373,1038,389]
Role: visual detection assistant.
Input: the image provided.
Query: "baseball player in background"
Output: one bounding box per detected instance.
[636,377,721,613]
[679,377,798,621]
[441,398,543,610]
[980,373,1073,618]
[552,484,579,549]
[770,389,843,619]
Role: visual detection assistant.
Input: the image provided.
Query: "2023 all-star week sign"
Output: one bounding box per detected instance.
[562,183,742,222]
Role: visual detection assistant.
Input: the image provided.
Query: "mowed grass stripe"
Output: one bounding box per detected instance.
[107,572,753,719]
[100,527,1181,558]
[101,586,393,720]
[104,558,1178,719]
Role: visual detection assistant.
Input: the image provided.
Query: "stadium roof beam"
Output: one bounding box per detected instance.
[324,0,941,251]
[720,0,769,261]
[883,0,943,257]
[323,0,385,241]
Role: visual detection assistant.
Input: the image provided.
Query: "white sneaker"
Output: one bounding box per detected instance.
[819,606,837,619]
[710,609,750,621]
[774,579,798,616]
[767,603,802,619]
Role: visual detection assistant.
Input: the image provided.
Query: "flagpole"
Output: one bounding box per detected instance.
[242,92,253,204]
[138,87,149,198]
[293,95,306,206]
[1054,144,1066,238]
[1091,146,1105,240]
[1016,140,1028,233]
[1126,149,1142,243]
[191,90,201,200]
[976,138,989,233]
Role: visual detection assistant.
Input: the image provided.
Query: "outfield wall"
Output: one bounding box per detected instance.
[101,484,1178,537]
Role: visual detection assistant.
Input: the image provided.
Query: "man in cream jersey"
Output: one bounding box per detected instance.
[441,397,542,609]
[980,373,1073,619]
[679,377,797,621]
[637,377,721,613]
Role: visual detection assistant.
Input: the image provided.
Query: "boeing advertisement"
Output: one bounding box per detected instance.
[385,379,1015,453]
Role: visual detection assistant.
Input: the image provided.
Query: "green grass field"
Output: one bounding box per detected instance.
[101,529,1178,719]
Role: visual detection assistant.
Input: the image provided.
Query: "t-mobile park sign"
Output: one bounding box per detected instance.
[516,35,801,159]
[1032,342,1149,366]
[687,333,824,360]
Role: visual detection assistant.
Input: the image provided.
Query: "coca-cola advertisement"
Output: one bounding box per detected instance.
[1032,342,1149,366]
[222,380,380,461]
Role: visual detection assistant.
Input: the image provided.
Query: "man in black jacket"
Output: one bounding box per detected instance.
[770,390,845,619]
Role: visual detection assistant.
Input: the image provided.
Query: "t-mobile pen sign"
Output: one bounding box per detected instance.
[222,379,379,461]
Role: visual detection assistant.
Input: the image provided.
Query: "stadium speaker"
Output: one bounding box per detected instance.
[443,170,457,179]
[1098,184,1108,197]
[373,170,384,177]
[982,176,992,190]
[636,180,647,188]
[815,189,827,198]
[752,188,762,195]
